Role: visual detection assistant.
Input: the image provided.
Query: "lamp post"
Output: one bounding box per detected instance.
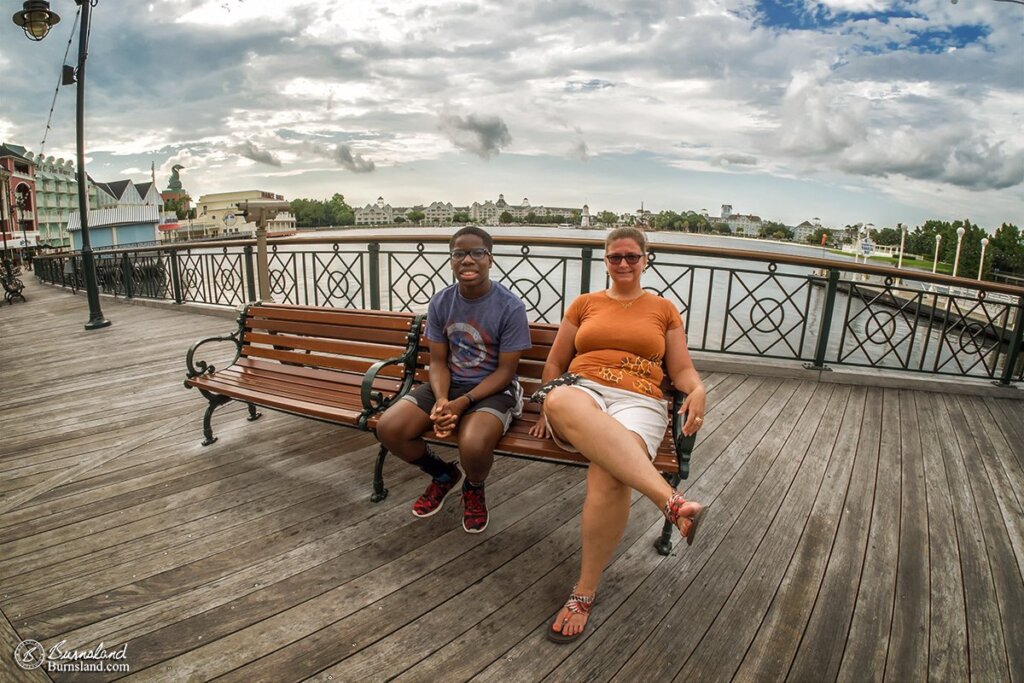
[978,237,989,281]
[932,234,942,274]
[896,223,907,270]
[13,0,109,329]
[952,226,966,278]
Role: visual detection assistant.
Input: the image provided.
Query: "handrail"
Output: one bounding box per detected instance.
[35,233,1024,297]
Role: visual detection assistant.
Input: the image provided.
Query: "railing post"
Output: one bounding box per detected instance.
[170,249,183,304]
[243,245,257,302]
[368,242,381,310]
[580,246,593,295]
[805,268,840,371]
[121,252,134,299]
[996,295,1024,387]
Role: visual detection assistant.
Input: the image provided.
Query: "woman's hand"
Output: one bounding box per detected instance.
[679,386,706,436]
[529,412,551,439]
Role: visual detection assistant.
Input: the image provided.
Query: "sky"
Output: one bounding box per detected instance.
[1,0,1022,231]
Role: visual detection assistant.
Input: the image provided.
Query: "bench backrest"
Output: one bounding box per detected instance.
[242,303,420,381]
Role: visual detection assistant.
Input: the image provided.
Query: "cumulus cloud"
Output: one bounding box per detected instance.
[439,112,512,159]
[234,140,282,167]
[304,142,376,173]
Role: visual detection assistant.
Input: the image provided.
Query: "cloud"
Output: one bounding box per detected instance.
[234,140,282,166]
[304,142,376,173]
[716,153,758,167]
[438,112,512,159]
[568,140,590,161]
[565,79,615,93]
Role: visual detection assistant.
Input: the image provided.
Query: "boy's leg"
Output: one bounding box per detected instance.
[375,399,434,463]
[455,410,505,533]
[376,394,462,518]
[455,411,504,483]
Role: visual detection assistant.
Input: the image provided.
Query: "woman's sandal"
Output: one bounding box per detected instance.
[547,586,595,644]
[664,491,704,546]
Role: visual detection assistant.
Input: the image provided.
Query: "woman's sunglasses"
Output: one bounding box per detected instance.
[605,253,644,265]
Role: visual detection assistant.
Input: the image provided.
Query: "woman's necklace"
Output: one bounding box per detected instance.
[606,290,646,309]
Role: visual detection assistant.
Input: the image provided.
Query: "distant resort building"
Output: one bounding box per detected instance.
[67,177,162,250]
[170,190,296,241]
[720,205,764,237]
[354,193,582,226]
[1,143,40,258]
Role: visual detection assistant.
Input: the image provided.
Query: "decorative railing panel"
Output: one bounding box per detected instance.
[31,236,1024,386]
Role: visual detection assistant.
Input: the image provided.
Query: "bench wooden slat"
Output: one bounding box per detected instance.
[241,346,406,378]
[244,319,415,347]
[233,358,403,395]
[247,305,416,331]
[243,331,407,362]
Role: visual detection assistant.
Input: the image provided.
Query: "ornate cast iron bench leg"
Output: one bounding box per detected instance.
[201,394,231,446]
[247,403,262,422]
[371,445,389,502]
[654,471,683,556]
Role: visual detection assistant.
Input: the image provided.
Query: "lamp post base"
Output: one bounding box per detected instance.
[85,315,111,330]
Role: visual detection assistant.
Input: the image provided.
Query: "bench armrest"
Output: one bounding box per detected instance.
[184,304,250,381]
[671,390,698,480]
[359,314,426,417]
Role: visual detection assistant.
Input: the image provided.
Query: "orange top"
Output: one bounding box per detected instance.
[565,291,683,400]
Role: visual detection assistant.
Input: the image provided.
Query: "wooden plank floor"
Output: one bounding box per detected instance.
[1,279,1022,682]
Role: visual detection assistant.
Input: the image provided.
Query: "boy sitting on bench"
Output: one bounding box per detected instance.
[374,226,531,533]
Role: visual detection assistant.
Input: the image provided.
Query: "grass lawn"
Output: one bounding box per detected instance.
[825,249,953,275]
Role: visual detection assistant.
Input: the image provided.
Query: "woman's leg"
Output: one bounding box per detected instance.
[544,386,675,509]
[552,460,633,637]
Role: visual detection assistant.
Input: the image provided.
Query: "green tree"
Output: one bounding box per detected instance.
[525,211,538,224]
[759,221,791,239]
[597,210,618,226]
[453,211,471,223]
[499,211,514,224]
[163,195,191,220]
[406,210,426,225]
[713,222,731,235]
[682,212,710,233]
[989,223,1023,276]
[873,227,903,246]
[394,216,406,224]
[326,193,354,226]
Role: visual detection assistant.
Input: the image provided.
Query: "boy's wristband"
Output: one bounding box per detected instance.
[463,392,477,405]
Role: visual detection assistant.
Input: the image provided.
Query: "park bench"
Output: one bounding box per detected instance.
[184,303,423,446]
[365,321,698,555]
[2,265,26,304]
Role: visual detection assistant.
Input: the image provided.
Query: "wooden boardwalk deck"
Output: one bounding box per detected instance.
[1,279,1022,682]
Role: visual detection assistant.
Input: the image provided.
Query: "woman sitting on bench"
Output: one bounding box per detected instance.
[528,226,707,643]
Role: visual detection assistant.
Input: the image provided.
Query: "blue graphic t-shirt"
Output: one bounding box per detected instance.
[425,281,531,384]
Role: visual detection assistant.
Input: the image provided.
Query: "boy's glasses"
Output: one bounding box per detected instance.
[450,248,490,261]
[605,253,644,265]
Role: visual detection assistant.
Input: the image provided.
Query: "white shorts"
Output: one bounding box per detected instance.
[548,378,669,460]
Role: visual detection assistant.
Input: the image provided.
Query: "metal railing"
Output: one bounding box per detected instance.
[33,235,1024,386]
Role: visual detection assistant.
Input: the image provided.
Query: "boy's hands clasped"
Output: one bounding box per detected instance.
[430,396,469,438]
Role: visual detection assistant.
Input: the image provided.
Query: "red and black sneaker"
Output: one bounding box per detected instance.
[411,464,462,518]
[462,483,488,533]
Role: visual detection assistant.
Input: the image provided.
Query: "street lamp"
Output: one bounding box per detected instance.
[978,237,989,280]
[896,223,908,270]
[932,234,942,274]
[953,226,966,278]
[13,0,109,329]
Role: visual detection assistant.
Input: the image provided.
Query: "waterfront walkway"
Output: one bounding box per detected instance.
[1,279,1022,682]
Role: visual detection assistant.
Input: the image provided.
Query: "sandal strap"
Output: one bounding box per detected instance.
[564,586,594,615]
[663,491,690,525]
